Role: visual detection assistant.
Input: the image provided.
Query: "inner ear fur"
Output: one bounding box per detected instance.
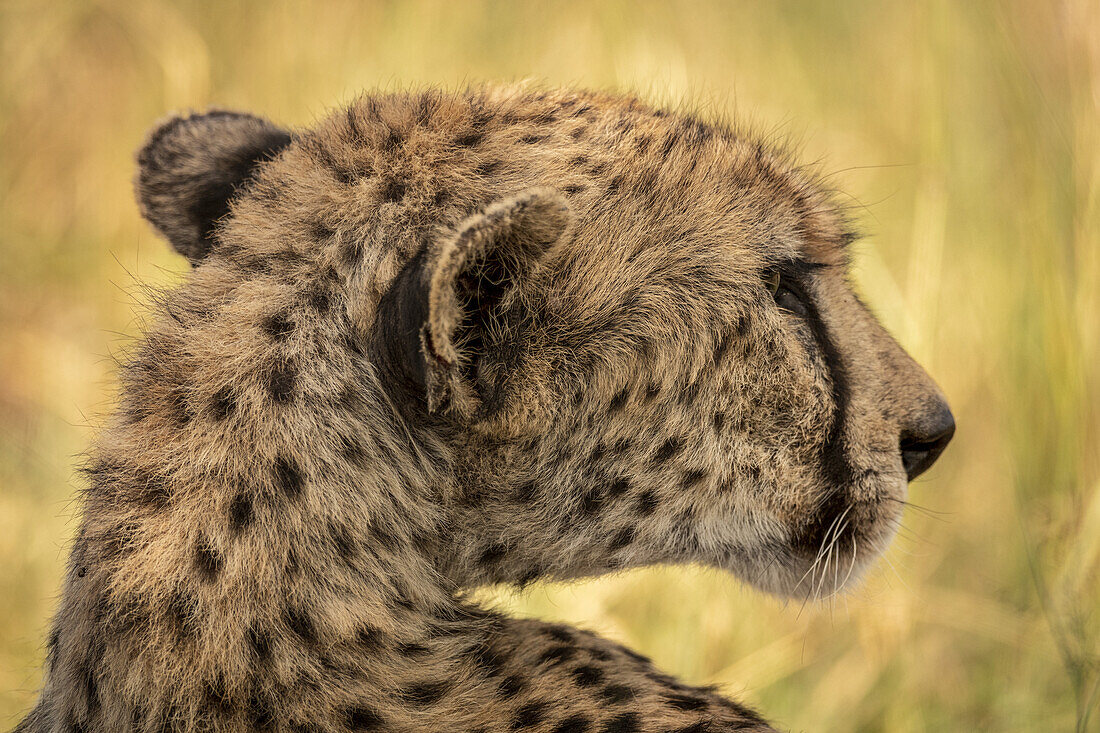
[135,110,292,264]
[380,188,572,421]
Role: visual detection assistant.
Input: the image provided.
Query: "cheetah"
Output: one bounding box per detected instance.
[14,85,955,733]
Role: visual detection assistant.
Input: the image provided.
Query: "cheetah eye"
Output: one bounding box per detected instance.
[764,269,810,317]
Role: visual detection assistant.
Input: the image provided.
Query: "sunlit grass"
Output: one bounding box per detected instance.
[1,1,1097,730]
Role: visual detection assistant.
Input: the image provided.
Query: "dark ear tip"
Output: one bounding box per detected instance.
[135,109,292,264]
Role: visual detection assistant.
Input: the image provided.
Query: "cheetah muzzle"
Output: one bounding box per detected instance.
[16,85,955,733]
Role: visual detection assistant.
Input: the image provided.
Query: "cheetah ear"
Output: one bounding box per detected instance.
[378,188,572,420]
[135,110,292,264]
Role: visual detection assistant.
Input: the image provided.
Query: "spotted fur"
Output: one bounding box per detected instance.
[16,85,954,733]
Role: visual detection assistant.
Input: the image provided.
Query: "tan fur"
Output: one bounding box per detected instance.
[16,85,954,733]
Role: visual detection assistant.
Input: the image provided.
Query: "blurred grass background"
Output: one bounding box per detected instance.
[1,1,1097,730]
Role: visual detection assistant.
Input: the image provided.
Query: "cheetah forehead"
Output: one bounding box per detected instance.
[221,85,853,313]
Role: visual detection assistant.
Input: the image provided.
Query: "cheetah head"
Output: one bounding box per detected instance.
[138,89,954,603]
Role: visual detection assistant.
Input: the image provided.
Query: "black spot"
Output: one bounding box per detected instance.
[340,435,369,467]
[520,133,546,144]
[652,437,685,463]
[268,361,297,402]
[609,388,630,412]
[636,490,659,516]
[571,665,604,687]
[209,387,236,420]
[552,715,591,733]
[284,545,301,577]
[511,701,547,729]
[570,127,586,140]
[643,383,661,402]
[715,697,767,725]
[383,128,404,152]
[470,641,507,678]
[203,675,234,714]
[262,312,295,341]
[609,527,635,551]
[165,384,193,426]
[600,684,635,705]
[543,626,572,643]
[308,289,331,313]
[380,178,406,203]
[579,489,605,516]
[734,313,751,337]
[78,656,100,712]
[345,706,385,730]
[130,471,171,510]
[229,491,254,533]
[356,625,384,651]
[167,590,198,638]
[513,481,538,503]
[679,380,701,406]
[284,606,316,645]
[76,566,87,578]
[330,522,356,563]
[456,130,484,147]
[338,386,366,416]
[153,706,178,733]
[498,674,526,699]
[564,184,586,195]
[660,132,678,159]
[401,680,450,706]
[605,175,623,197]
[397,641,429,657]
[571,103,594,118]
[665,693,708,712]
[538,646,576,666]
[647,671,686,690]
[602,712,641,733]
[683,469,708,488]
[308,221,334,242]
[714,332,734,364]
[289,725,322,733]
[682,118,713,145]
[608,477,631,498]
[274,456,304,500]
[669,724,710,733]
[340,239,363,270]
[476,160,501,177]
[479,542,508,566]
[367,516,402,552]
[517,567,542,587]
[247,626,271,663]
[712,412,726,432]
[570,155,590,166]
[194,539,222,581]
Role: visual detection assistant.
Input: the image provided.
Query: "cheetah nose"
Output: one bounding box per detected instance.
[898,403,955,482]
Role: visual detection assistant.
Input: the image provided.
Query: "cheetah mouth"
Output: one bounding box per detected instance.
[785,507,883,599]
[768,467,907,600]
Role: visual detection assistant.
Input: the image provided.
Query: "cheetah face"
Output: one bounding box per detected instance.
[142,99,953,603]
[383,181,953,602]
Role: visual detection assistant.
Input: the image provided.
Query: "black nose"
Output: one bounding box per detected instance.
[899,404,956,481]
